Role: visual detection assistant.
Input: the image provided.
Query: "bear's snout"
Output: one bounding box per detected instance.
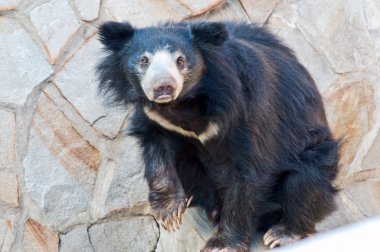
[153,79,177,102]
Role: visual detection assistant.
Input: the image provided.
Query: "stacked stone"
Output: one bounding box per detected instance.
[0,0,379,251]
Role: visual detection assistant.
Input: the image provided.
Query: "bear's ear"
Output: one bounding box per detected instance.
[191,22,228,46]
[98,21,134,51]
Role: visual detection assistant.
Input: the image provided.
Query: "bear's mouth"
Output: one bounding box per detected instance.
[154,94,173,103]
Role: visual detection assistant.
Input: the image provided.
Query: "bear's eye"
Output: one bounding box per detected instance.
[140,56,149,66]
[176,56,186,67]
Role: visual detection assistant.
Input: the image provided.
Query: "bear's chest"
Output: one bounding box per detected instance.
[143,105,219,144]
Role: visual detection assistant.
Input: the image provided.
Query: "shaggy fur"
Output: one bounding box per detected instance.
[96,21,339,252]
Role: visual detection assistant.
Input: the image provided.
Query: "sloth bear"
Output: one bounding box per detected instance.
[96,21,339,252]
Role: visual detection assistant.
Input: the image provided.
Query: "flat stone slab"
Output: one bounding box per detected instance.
[55,36,128,138]
[0,171,18,207]
[0,217,16,252]
[23,219,58,252]
[0,18,53,105]
[74,0,100,21]
[104,136,149,214]
[297,0,378,73]
[0,0,17,11]
[105,0,182,27]
[0,110,16,168]
[30,0,80,64]
[60,225,93,252]
[23,92,98,228]
[240,0,279,24]
[88,217,159,251]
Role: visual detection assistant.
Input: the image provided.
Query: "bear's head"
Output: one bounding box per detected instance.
[97,21,228,105]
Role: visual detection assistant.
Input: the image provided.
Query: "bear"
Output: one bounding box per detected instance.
[96,21,339,252]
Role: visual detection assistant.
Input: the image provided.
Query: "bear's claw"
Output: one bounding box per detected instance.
[263,224,303,249]
[155,195,193,232]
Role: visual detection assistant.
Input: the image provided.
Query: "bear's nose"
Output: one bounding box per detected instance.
[153,80,176,101]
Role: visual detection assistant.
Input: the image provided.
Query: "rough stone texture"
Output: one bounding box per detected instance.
[362,130,380,171]
[23,92,98,228]
[296,0,379,73]
[0,110,16,169]
[0,0,17,11]
[104,136,149,214]
[0,172,18,207]
[105,0,182,27]
[88,217,159,252]
[0,0,379,251]
[166,0,226,18]
[240,0,279,25]
[325,81,375,172]
[74,0,100,21]
[23,219,58,252]
[55,36,128,138]
[59,225,93,252]
[267,13,337,93]
[30,0,81,64]
[0,218,15,251]
[0,18,53,105]
[200,0,250,22]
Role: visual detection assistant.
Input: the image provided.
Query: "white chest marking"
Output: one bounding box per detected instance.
[143,107,219,144]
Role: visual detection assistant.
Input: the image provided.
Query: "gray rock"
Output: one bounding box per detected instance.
[105,0,182,27]
[0,18,53,105]
[88,217,159,252]
[197,0,250,22]
[60,226,93,252]
[165,0,226,18]
[0,217,16,252]
[23,92,99,228]
[23,128,91,228]
[74,0,100,21]
[240,0,279,25]
[55,37,128,138]
[0,110,16,169]
[297,0,378,73]
[267,8,337,93]
[30,0,81,64]
[0,171,18,207]
[0,0,17,11]
[104,135,149,214]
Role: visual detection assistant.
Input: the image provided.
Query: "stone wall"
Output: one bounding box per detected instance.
[0,0,379,251]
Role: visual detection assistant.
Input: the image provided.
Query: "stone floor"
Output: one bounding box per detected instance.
[0,0,380,251]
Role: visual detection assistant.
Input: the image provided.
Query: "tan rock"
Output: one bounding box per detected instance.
[88,217,159,251]
[54,37,128,138]
[324,80,375,175]
[0,172,18,207]
[0,18,53,105]
[240,0,279,25]
[74,0,100,21]
[167,0,226,18]
[267,13,337,94]
[0,218,15,251]
[105,0,181,27]
[30,0,80,64]
[0,0,17,11]
[33,92,100,177]
[0,110,16,168]
[23,92,98,227]
[197,0,250,22]
[23,219,58,252]
[344,181,380,217]
[362,130,380,172]
[297,0,378,73]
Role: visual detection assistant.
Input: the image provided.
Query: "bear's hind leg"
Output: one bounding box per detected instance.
[264,127,339,248]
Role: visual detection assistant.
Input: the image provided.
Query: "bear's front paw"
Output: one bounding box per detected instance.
[201,236,248,252]
[149,192,193,232]
[263,224,305,249]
